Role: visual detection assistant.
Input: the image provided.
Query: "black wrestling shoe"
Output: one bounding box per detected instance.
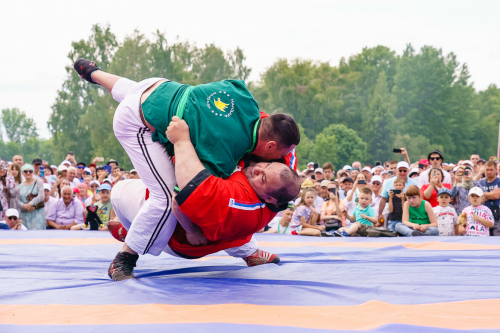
[73,58,100,84]
[108,251,139,281]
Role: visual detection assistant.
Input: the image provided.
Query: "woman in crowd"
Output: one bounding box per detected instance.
[320,186,345,231]
[396,185,439,236]
[77,183,90,205]
[0,161,15,219]
[451,166,479,215]
[51,176,71,199]
[421,168,452,207]
[17,164,46,230]
[8,163,22,211]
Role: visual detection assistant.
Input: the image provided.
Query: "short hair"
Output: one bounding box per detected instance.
[485,161,496,168]
[427,168,444,182]
[305,169,314,176]
[68,166,76,172]
[338,171,348,178]
[260,114,300,148]
[322,163,334,171]
[61,185,73,194]
[359,187,372,196]
[394,178,405,185]
[405,185,421,198]
[269,166,301,204]
[113,166,121,171]
[389,160,398,165]
[364,164,373,169]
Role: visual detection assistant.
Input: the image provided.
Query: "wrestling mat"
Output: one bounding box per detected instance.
[1,231,499,332]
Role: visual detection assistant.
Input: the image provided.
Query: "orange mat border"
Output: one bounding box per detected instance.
[1,300,499,330]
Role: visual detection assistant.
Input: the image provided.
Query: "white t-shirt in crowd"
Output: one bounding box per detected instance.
[267,216,292,234]
[433,205,458,236]
[0,221,27,230]
[463,205,493,237]
[84,196,93,207]
[69,178,80,189]
[418,168,452,187]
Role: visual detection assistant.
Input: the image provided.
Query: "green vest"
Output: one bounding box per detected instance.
[409,200,431,225]
[142,80,261,179]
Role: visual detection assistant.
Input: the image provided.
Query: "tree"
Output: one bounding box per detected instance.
[1,108,38,144]
[294,124,314,171]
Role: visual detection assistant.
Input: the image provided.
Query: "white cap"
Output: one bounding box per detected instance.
[443,163,448,166]
[5,208,19,218]
[380,171,388,176]
[302,169,308,173]
[462,160,474,167]
[448,163,455,167]
[452,166,459,172]
[130,169,137,173]
[50,165,57,170]
[397,161,410,169]
[343,165,352,170]
[57,165,68,172]
[469,187,484,197]
[371,175,382,184]
[315,168,324,174]
[90,180,100,186]
[307,162,314,166]
[84,167,91,174]
[409,168,419,175]
[61,160,71,166]
[362,166,372,172]
[43,183,51,191]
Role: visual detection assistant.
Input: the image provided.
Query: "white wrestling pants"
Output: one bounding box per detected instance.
[112,77,177,256]
[111,179,258,258]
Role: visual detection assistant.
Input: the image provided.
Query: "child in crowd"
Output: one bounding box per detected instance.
[71,184,115,231]
[397,185,439,236]
[266,203,295,234]
[289,188,325,236]
[432,188,458,236]
[387,178,406,231]
[461,187,494,237]
[334,187,378,237]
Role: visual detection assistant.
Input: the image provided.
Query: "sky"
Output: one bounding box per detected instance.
[1,0,499,139]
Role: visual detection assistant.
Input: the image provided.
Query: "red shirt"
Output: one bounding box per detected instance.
[168,166,283,258]
[421,183,452,207]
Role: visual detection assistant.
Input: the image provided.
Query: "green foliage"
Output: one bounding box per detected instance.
[1,108,38,144]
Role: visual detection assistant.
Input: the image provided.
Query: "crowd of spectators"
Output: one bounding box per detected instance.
[0,153,140,231]
[266,149,500,237]
[1,149,499,238]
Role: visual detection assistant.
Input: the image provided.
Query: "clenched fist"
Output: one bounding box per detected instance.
[166,116,191,144]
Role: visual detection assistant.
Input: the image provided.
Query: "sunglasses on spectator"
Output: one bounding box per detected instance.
[7,216,18,221]
[398,169,408,173]
[429,157,441,161]
[372,182,381,186]
[90,185,99,188]
[23,170,33,174]
[77,166,85,169]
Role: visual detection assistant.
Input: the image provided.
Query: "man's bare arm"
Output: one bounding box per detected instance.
[166,116,205,190]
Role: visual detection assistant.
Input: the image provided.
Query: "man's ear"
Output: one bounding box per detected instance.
[265,197,278,205]
[265,141,277,150]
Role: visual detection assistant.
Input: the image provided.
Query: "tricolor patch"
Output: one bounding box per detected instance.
[228,198,265,211]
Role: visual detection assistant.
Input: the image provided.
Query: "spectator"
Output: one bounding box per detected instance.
[396,185,439,236]
[478,158,486,168]
[67,167,80,188]
[383,161,390,171]
[50,165,58,177]
[314,180,322,196]
[107,159,119,169]
[266,203,295,234]
[419,159,431,173]
[7,163,22,210]
[470,154,480,175]
[306,162,315,171]
[421,168,452,207]
[352,161,362,170]
[76,162,86,183]
[322,163,335,181]
[319,180,330,202]
[89,180,100,196]
[388,160,398,177]
[496,161,500,177]
[0,208,26,230]
[478,161,500,236]
[43,183,57,222]
[0,161,15,220]
[46,186,84,230]
[17,164,45,230]
[432,188,458,236]
[345,173,369,215]
[12,155,24,167]
[350,167,360,179]
[289,188,324,236]
[334,187,378,237]
[418,150,452,187]
[369,175,383,222]
[451,166,479,215]
[380,170,390,182]
[44,166,53,184]
[387,178,406,232]
[362,167,372,183]
[51,172,71,199]
[378,161,419,223]
[77,183,90,204]
[32,158,43,179]
[314,168,324,181]
[129,169,140,179]
[372,166,384,176]
[321,187,345,231]
[83,175,93,192]
[72,183,114,230]
[409,168,420,179]
[338,177,353,200]
[461,187,494,237]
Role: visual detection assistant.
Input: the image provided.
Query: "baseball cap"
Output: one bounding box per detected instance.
[90,180,100,187]
[130,169,137,174]
[462,160,474,167]
[419,159,430,166]
[88,163,96,169]
[342,177,354,183]
[77,162,86,167]
[98,183,112,192]
[102,178,112,185]
[57,165,68,172]
[50,165,57,170]
[380,170,388,176]
[371,175,382,184]
[315,168,324,174]
[409,168,420,177]
[5,208,19,218]
[428,150,444,161]
[437,188,452,197]
[320,180,331,187]
[452,166,459,172]
[43,183,51,191]
[469,187,484,197]
[307,162,314,166]
[397,161,410,169]
[362,166,372,172]
[61,160,71,167]
[32,158,42,165]
[107,159,119,166]
[84,167,91,174]
[287,202,296,210]
[301,180,315,189]
[343,165,352,170]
